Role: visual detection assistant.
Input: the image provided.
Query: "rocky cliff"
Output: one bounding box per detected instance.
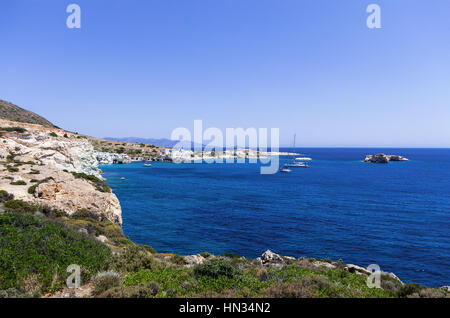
[0,119,122,224]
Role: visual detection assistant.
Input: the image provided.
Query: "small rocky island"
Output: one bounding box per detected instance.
[364,153,409,164]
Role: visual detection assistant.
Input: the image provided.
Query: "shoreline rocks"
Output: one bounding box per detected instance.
[255,250,404,285]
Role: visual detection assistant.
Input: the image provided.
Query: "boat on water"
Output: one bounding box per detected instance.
[288,134,310,166]
[284,162,308,168]
[280,167,292,173]
[120,177,126,180]
[143,163,152,167]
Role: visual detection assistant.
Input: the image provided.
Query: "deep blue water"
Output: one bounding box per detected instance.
[101,148,450,287]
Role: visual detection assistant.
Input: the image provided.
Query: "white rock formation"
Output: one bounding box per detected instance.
[258,250,285,266]
[364,154,409,163]
[0,119,122,224]
[184,254,207,267]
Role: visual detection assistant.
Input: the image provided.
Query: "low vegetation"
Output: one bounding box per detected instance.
[87,136,164,159]
[27,177,54,195]
[0,126,27,133]
[10,180,26,186]
[0,99,55,127]
[0,189,14,202]
[0,212,111,296]
[6,166,19,173]
[0,191,448,299]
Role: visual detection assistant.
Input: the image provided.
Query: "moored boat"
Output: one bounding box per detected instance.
[295,157,312,161]
[280,166,292,173]
[285,162,308,168]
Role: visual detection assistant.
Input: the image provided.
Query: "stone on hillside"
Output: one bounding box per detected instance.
[344,264,371,275]
[96,235,108,243]
[184,254,206,267]
[259,250,285,266]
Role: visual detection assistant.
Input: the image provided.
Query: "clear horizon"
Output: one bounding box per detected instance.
[1,1,450,147]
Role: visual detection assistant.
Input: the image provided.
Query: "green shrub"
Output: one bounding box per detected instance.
[415,288,449,298]
[48,132,58,137]
[40,206,67,218]
[10,180,26,186]
[171,254,186,265]
[0,190,14,202]
[63,133,69,138]
[396,283,424,298]
[141,245,157,254]
[26,177,53,195]
[107,245,155,273]
[7,166,19,173]
[71,208,106,222]
[0,288,39,298]
[6,152,16,162]
[124,268,189,296]
[194,258,239,279]
[221,253,239,259]
[3,200,66,218]
[260,276,323,298]
[92,273,122,296]
[4,200,39,213]
[200,252,212,258]
[99,283,159,298]
[0,213,111,293]
[0,127,27,133]
[28,184,38,194]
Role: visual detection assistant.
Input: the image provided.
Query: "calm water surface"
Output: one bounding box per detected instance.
[101,148,450,287]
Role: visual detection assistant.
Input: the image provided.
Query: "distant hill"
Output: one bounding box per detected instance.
[0,99,55,128]
[104,137,205,149]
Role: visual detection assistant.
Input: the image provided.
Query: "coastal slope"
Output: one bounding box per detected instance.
[0,99,55,128]
[0,101,448,299]
[0,118,122,224]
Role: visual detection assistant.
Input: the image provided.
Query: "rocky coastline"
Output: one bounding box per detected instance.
[1,117,448,298]
[0,119,122,224]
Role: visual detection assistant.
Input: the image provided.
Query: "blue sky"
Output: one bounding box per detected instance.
[1,0,449,147]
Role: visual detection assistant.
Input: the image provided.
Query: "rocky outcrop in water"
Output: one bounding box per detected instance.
[0,119,122,224]
[364,154,409,163]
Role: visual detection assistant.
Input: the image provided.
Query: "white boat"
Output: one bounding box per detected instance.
[143,163,152,167]
[280,165,292,173]
[284,162,308,168]
[295,157,312,161]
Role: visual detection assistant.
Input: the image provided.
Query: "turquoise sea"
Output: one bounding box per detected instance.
[101,148,450,287]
